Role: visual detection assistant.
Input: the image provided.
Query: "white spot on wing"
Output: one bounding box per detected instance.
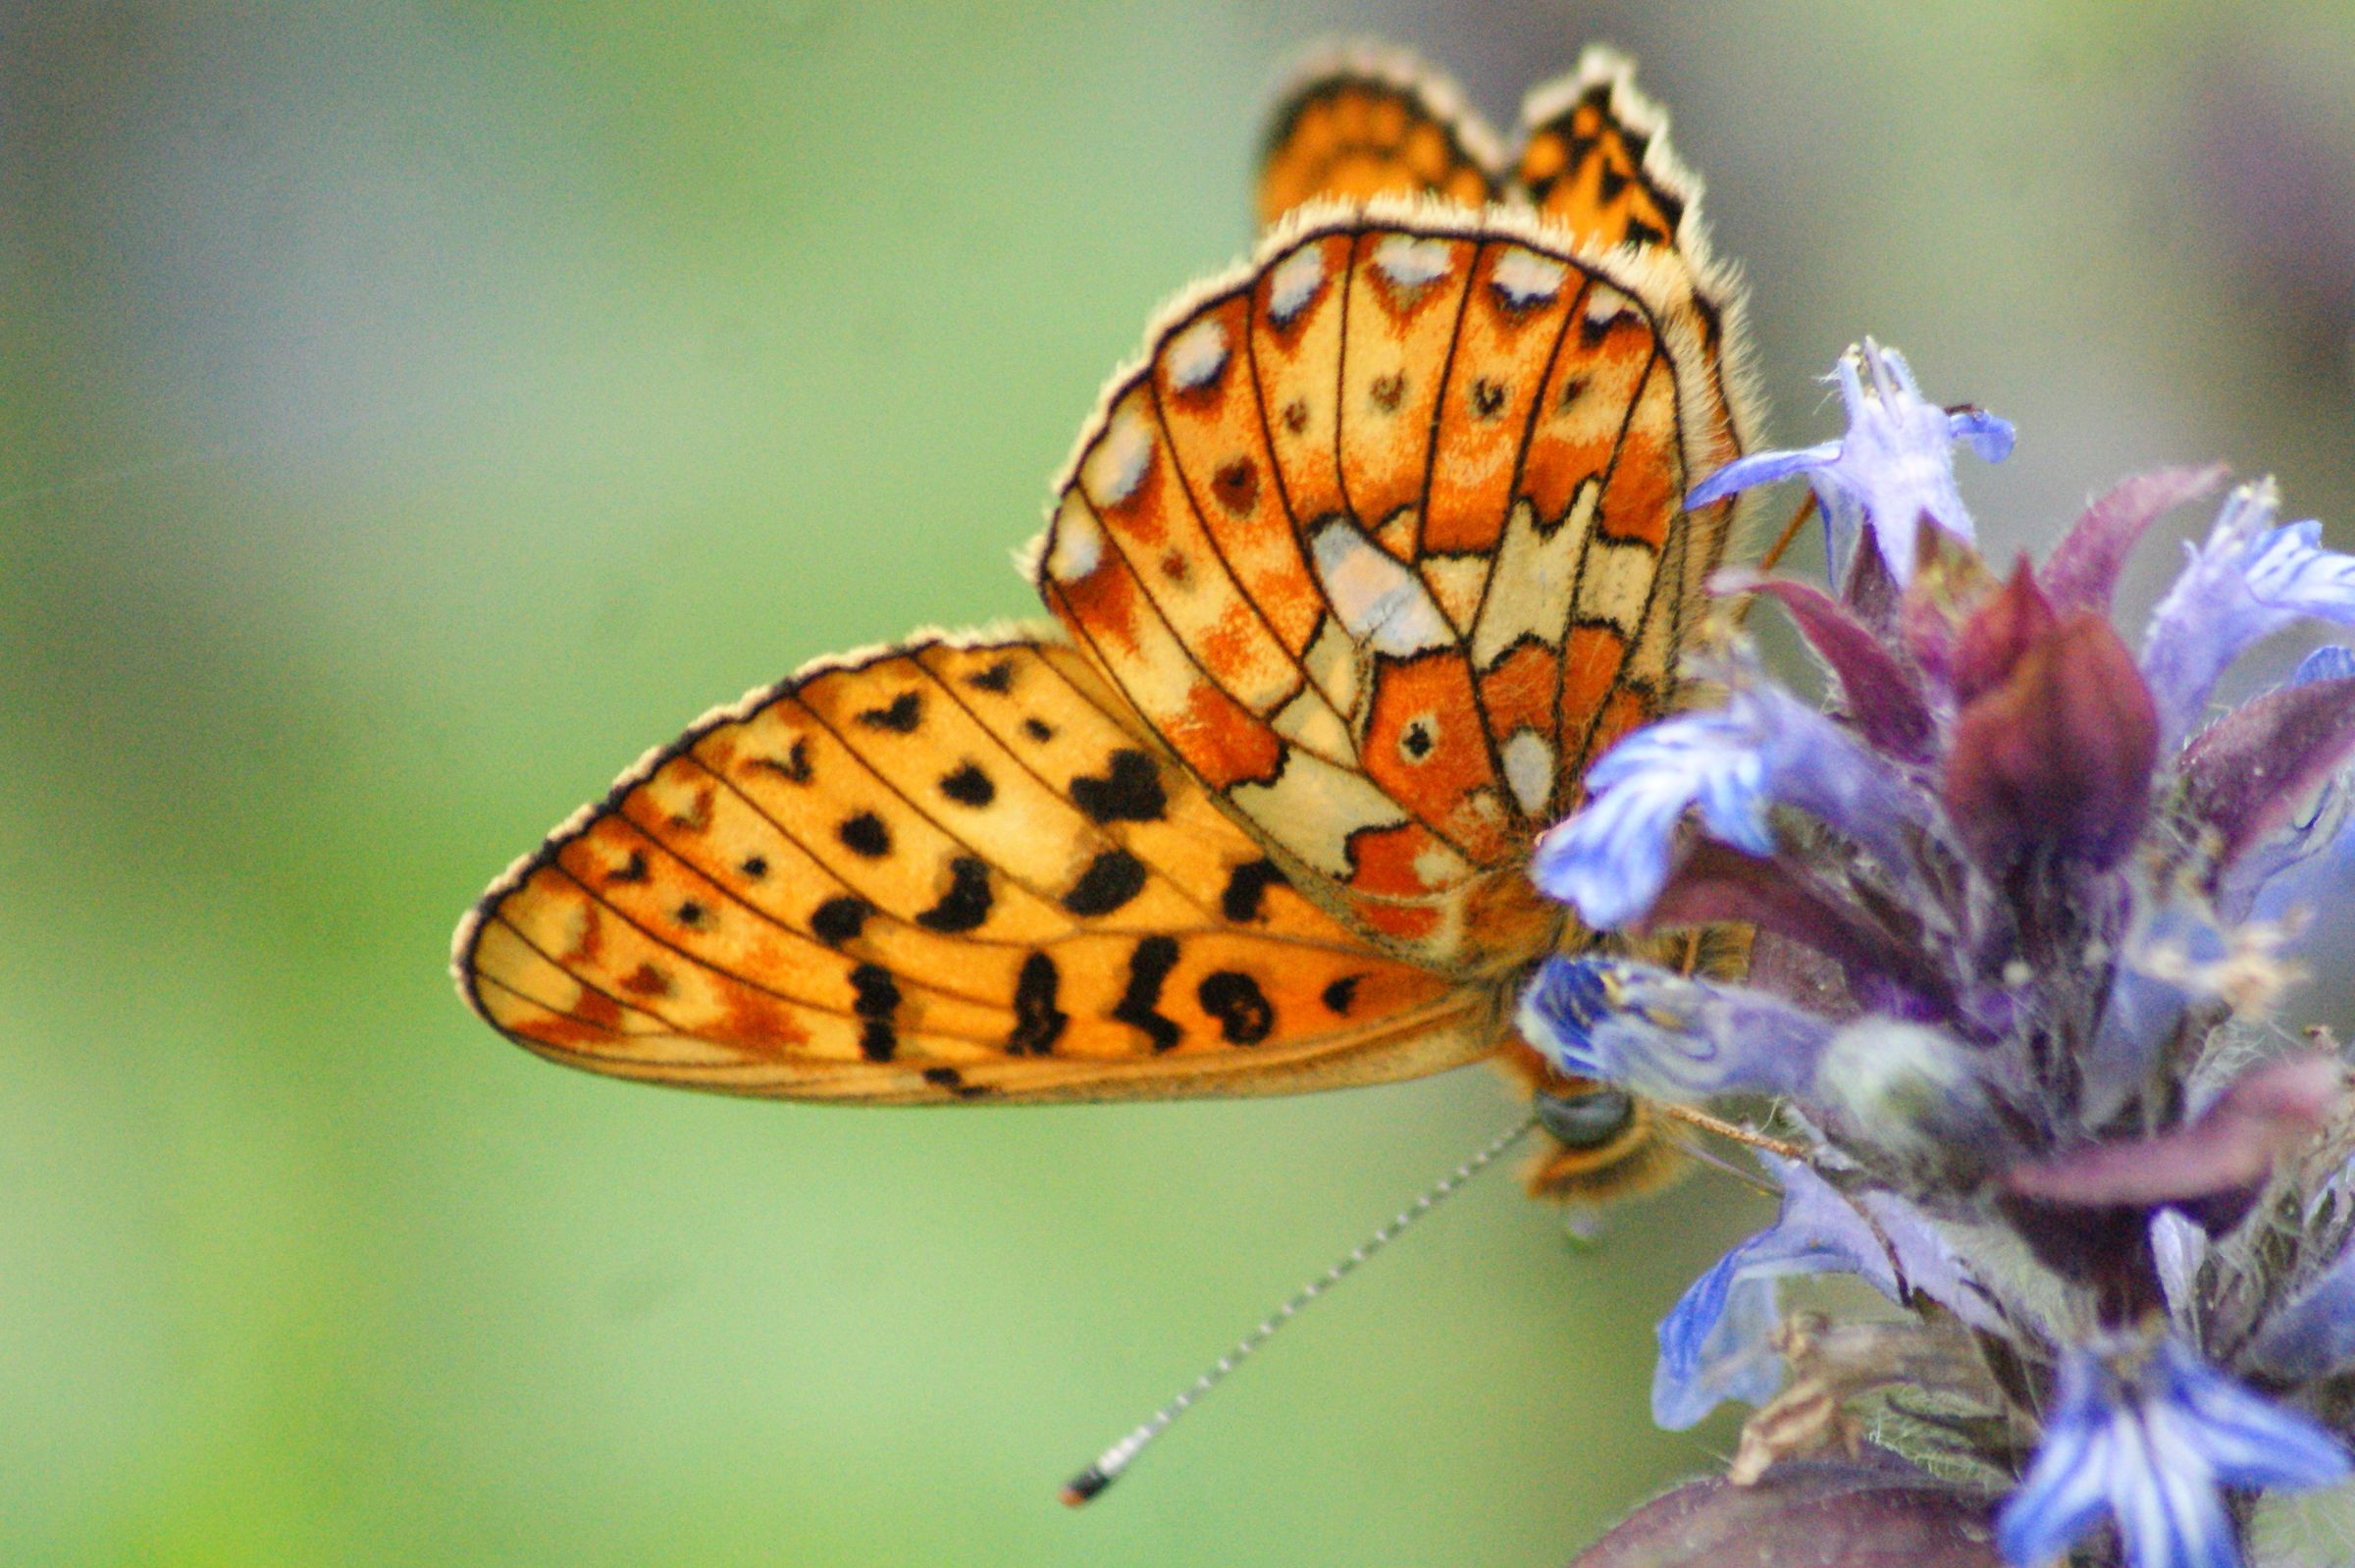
[1471,488,1596,669]
[1230,751,1421,882]
[1375,235,1455,289]
[1083,411,1153,508]
[1491,248,1567,306]
[1502,729,1555,817]
[1166,318,1230,392]
[1299,613,1363,720]
[1046,500,1105,583]
[1309,517,1455,658]
[1585,284,1632,328]
[1271,684,1354,762]
[1269,245,1327,325]
[1419,552,1489,632]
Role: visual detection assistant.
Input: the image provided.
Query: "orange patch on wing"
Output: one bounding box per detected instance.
[1153,293,1325,658]
[1252,233,1355,529]
[1338,230,1477,547]
[1169,678,1284,791]
[1361,650,1508,862]
[1423,242,1581,554]
[1478,640,1559,739]
[1557,624,1628,752]
[1050,542,1144,654]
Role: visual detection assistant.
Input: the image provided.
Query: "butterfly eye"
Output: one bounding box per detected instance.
[1397,714,1439,762]
[1532,1086,1636,1150]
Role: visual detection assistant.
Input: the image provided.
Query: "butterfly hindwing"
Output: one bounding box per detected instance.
[1035,206,1741,976]
[455,634,1501,1104]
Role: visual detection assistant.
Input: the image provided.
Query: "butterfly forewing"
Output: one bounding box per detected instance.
[456,636,1500,1103]
[1256,48,1500,229]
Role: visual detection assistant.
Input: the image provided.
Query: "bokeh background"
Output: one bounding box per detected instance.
[8,3,2355,1564]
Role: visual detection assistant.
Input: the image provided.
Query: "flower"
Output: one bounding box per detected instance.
[1528,661,1924,930]
[1995,1336,2347,1568]
[1686,339,2014,589]
[1526,340,2355,1568]
[1651,1156,1900,1430]
[2140,481,2355,749]
[1516,955,1833,1102]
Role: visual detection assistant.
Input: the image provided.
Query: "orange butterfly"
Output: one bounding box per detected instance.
[452,44,1761,1205]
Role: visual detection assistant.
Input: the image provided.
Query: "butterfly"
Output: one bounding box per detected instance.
[452,43,1761,1206]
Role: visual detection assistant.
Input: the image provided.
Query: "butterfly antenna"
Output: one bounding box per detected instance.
[1059,1113,1538,1507]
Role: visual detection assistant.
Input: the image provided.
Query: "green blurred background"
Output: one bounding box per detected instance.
[8,3,2355,1564]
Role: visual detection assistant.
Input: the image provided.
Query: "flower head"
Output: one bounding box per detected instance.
[1529,342,2355,1568]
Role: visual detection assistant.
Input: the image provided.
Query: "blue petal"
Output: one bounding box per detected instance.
[1530,672,1926,929]
[2141,480,2355,748]
[2291,643,2355,684]
[2159,1343,2350,1490]
[1515,957,1834,1102]
[1948,405,2017,464]
[1652,1253,1784,1429]
[1686,440,1842,510]
[1996,1339,2348,1568]
[1997,1358,2119,1567]
[1648,1156,1902,1430]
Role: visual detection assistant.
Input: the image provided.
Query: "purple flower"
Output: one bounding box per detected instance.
[1529,668,1921,929]
[1534,334,2355,1568]
[1687,340,2013,589]
[1516,956,1834,1102]
[2140,480,2355,749]
[1996,1336,2347,1568]
[1652,1156,1901,1429]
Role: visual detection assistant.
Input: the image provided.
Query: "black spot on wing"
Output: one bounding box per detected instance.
[1322,974,1361,1015]
[938,762,996,807]
[753,739,813,783]
[1112,937,1181,1053]
[837,812,891,859]
[1022,717,1056,743]
[965,659,1017,693]
[1071,749,1167,824]
[1219,859,1284,924]
[923,1065,989,1100]
[916,856,994,934]
[1197,970,1274,1045]
[811,895,872,947]
[1010,951,1067,1057]
[738,855,768,880]
[606,850,650,885]
[1064,849,1147,915]
[859,691,923,733]
[851,963,900,1062]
